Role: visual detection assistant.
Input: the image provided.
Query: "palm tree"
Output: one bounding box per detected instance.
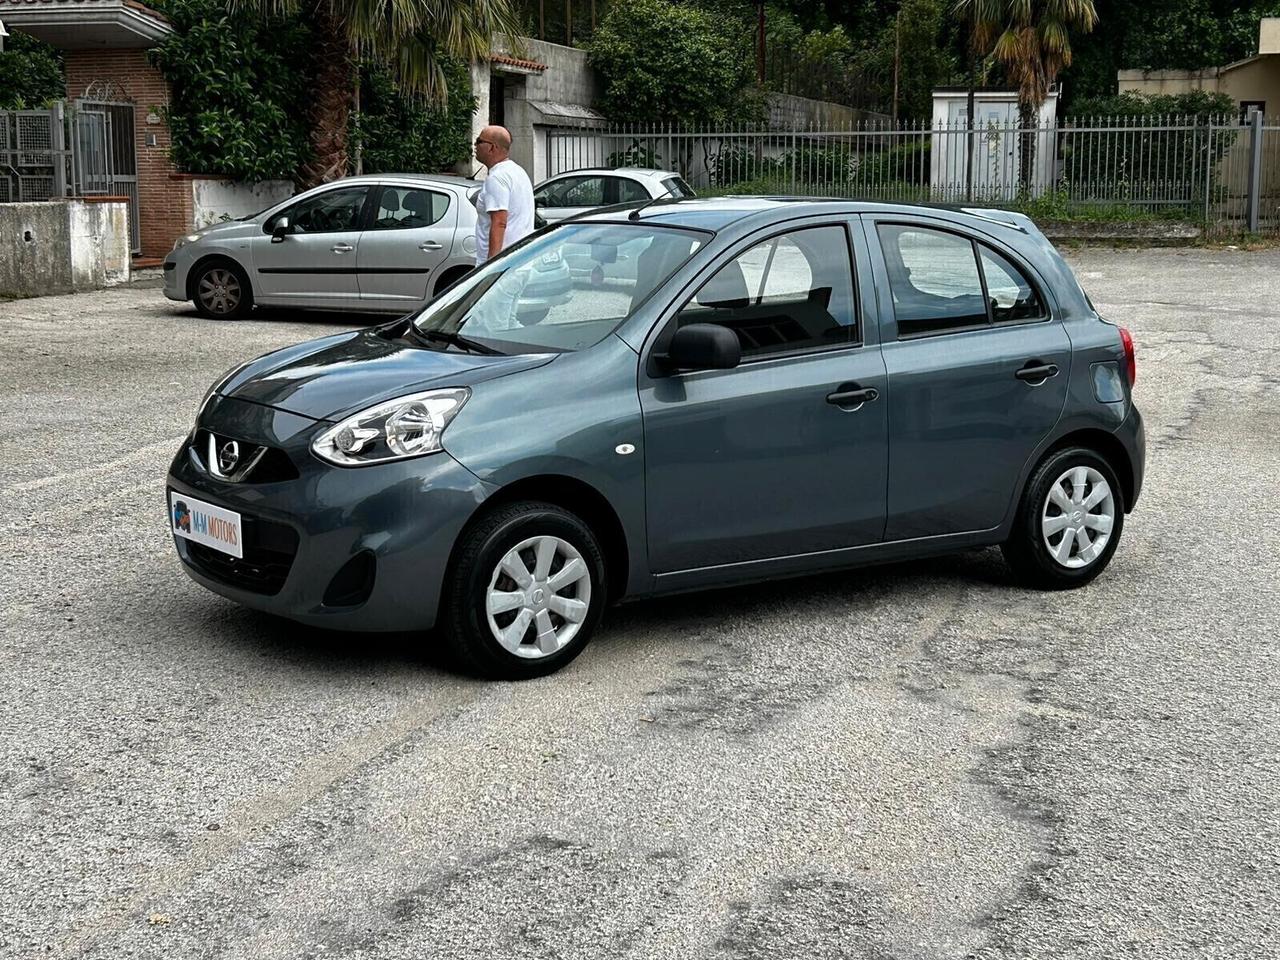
[953,0,1097,192]
[232,0,523,186]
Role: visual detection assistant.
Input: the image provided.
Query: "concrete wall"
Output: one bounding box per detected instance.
[188,177,294,229]
[767,93,874,129]
[0,199,130,299]
[1118,56,1280,113]
[1263,18,1280,55]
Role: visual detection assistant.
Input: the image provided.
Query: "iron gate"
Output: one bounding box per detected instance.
[73,99,140,253]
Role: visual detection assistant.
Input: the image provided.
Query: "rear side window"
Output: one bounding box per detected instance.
[677,224,857,360]
[877,224,1046,337]
[614,178,650,203]
[370,187,449,229]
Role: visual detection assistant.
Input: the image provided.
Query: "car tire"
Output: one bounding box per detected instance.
[1002,446,1126,590]
[442,501,607,679]
[191,259,254,320]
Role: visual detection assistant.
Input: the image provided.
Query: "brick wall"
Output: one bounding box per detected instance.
[64,50,194,260]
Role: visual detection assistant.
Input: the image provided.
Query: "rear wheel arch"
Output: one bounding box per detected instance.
[1040,428,1136,514]
[450,475,630,604]
[433,263,473,298]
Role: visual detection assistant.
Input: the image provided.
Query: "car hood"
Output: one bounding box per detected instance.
[221,322,557,421]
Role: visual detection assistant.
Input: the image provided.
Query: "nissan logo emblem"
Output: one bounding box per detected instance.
[217,440,240,474]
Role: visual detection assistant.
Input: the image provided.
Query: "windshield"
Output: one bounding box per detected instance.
[413,223,709,354]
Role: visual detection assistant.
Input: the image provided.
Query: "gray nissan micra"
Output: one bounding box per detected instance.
[168,198,1144,679]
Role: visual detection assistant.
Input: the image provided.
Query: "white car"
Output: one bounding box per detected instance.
[163,174,486,320]
[532,167,696,224]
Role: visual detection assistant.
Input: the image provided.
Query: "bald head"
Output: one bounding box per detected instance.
[476,125,512,168]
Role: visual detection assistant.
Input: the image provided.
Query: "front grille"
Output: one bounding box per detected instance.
[193,430,300,484]
[185,514,299,595]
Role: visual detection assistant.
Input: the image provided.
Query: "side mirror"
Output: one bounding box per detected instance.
[657,323,741,373]
[271,217,290,243]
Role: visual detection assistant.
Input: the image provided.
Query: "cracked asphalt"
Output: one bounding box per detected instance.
[1,247,1277,959]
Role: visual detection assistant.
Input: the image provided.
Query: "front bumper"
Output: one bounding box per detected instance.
[168,395,491,631]
[163,255,187,302]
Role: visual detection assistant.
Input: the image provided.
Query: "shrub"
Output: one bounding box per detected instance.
[352,59,475,175]
[0,32,64,110]
[586,0,762,126]
[149,0,312,181]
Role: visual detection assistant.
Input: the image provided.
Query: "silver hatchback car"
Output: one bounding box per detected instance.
[163,174,484,319]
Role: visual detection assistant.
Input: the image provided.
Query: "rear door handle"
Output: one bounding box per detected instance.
[331,243,354,254]
[826,386,879,409]
[418,240,443,251]
[1015,362,1059,383]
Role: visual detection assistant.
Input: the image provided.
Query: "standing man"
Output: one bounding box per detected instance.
[473,125,534,265]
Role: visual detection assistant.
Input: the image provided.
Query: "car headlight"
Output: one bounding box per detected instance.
[311,388,470,467]
[172,234,202,252]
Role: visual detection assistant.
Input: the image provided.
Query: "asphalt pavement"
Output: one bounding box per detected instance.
[1,248,1277,959]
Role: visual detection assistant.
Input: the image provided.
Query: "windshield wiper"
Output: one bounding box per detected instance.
[414,329,504,356]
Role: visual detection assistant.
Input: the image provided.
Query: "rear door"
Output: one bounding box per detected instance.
[253,185,371,308]
[863,215,1071,540]
[356,184,457,309]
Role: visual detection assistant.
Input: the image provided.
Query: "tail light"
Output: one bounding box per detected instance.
[1119,326,1136,386]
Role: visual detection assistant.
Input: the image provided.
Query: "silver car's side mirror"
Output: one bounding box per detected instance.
[271,217,290,243]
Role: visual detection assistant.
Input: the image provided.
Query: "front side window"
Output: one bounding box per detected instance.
[878,224,1048,337]
[676,225,857,360]
[370,187,449,230]
[413,223,707,355]
[268,187,368,235]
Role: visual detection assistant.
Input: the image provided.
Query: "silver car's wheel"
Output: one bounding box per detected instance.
[1041,465,1116,569]
[198,268,242,316]
[485,535,592,659]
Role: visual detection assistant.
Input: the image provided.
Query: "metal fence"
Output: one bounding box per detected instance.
[0,103,140,252]
[546,113,1280,234]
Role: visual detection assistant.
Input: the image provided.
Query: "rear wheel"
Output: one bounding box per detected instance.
[442,502,607,679]
[1002,447,1126,590]
[191,259,253,320]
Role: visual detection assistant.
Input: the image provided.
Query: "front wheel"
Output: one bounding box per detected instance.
[191,260,253,320]
[442,502,607,679]
[1002,447,1126,590]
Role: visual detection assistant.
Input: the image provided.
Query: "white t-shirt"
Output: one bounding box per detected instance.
[475,159,534,265]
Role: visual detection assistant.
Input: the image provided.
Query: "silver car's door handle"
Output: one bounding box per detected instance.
[331,243,354,254]
[418,240,443,251]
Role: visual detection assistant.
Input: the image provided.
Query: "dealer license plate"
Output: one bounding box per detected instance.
[169,491,243,559]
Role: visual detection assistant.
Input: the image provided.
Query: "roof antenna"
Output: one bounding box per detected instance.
[628,182,677,221]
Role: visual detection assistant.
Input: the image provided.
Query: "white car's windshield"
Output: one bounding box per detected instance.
[413,223,709,355]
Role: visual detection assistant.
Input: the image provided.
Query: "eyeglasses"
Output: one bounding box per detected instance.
[474,138,495,147]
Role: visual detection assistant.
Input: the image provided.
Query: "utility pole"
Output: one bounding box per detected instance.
[756,0,766,87]
[892,12,900,126]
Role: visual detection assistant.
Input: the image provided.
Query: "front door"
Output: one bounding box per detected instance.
[865,216,1072,540]
[639,221,888,572]
[356,184,458,308]
[253,186,371,308]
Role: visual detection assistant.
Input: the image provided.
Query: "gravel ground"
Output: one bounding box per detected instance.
[1,248,1277,959]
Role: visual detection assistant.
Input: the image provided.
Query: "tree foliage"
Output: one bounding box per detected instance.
[587,0,764,124]
[0,32,64,110]
[149,0,312,180]
[352,58,476,175]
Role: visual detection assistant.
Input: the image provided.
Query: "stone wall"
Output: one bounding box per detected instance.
[0,199,131,299]
[186,177,295,229]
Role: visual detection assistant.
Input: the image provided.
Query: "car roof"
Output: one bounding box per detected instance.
[543,167,677,180]
[573,196,1037,234]
[337,173,480,189]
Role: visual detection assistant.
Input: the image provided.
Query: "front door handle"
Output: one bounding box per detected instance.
[826,385,879,409]
[418,240,443,251]
[1015,362,1060,384]
[331,242,354,254]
